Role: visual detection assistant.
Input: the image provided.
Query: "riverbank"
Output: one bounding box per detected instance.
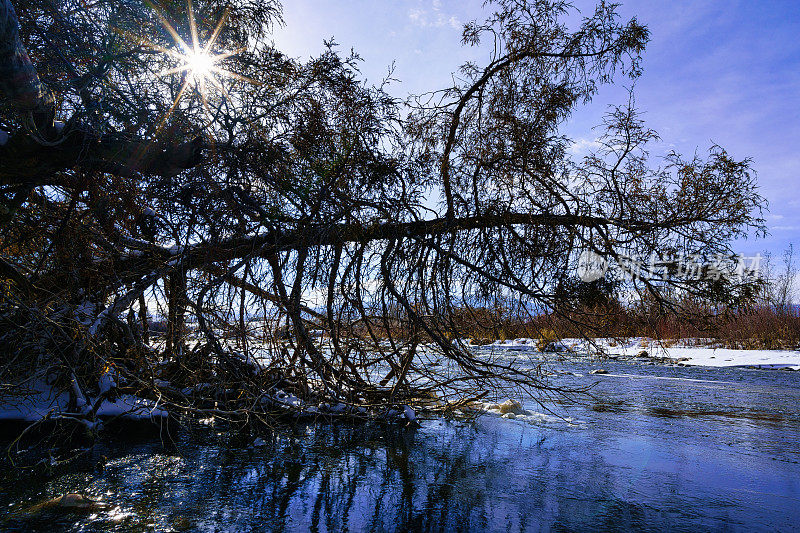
[473,337,800,370]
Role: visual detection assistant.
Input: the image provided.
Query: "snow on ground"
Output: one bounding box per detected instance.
[471,337,800,370]
[94,395,169,420]
[0,381,69,422]
[608,343,800,370]
[0,379,168,424]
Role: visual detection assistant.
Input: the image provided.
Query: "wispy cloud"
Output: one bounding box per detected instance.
[408,1,461,29]
[568,137,602,156]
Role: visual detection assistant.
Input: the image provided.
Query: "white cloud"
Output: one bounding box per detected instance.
[568,137,602,156]
[409,7,426,26]
[408,1,460,29]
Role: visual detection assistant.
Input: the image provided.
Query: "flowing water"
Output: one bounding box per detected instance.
[2,356,800,532]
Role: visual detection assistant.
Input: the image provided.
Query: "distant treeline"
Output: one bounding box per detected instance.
[448,303,800,350]
[446,246,800,349]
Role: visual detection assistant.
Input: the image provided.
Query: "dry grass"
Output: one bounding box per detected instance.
[447,304,800,350]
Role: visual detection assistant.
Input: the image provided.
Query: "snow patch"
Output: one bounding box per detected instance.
[605,342,800,369]
[98,369,118,395]
[471,399,574,426]
[95,395,168,420]
[0,380,167,424]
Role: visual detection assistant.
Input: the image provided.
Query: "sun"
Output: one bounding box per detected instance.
[136,0,255,121]
[151,0,236,92]
[185,50,215,82]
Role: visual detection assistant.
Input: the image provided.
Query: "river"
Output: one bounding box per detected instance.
[2,354,800,531]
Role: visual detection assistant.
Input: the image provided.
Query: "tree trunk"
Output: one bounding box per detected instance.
[139,293,149,345]
[165,271,187,361]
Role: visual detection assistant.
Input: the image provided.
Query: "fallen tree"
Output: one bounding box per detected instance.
[0,0,765,446]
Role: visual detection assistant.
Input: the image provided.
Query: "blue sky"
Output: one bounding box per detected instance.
[273,1,800,259]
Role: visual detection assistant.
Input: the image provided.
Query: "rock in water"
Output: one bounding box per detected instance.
[542,342,567,353]
[58,494,98,509]
[20,493,105,516]
[499,399,523,414]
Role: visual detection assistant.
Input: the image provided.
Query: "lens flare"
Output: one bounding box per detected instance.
[136,0,255,123]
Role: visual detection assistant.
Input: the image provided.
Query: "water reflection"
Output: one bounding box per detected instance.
[2,360,800,532]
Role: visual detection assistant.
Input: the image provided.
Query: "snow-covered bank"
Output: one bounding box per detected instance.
[470,337,800,371]
[0,379,168,427]
[609,344,800,370]
[0,376,420,435]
